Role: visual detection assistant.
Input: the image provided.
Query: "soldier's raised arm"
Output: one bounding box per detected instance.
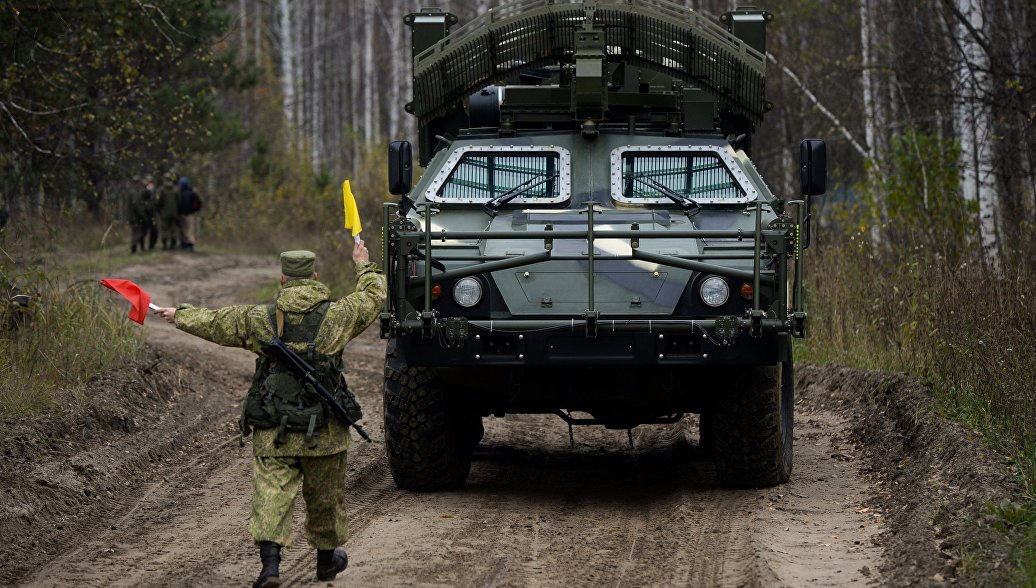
[317,239,388,352]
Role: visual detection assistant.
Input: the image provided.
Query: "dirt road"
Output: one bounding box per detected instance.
[15,252,885,587]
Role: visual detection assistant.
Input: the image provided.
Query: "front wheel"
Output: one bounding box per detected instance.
[710,361,794,487]
[383,341,474,491]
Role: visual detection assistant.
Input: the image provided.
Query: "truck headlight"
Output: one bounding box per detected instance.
[453,277,483,308]
[700,276,729,307]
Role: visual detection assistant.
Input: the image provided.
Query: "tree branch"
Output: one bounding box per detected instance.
[766,52,876,170]
[0,101,58,155]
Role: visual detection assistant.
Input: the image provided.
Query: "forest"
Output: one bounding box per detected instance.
[4,0,1035,260]
[2,0,1036,582]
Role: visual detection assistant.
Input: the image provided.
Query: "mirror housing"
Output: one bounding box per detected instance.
[798,139,826,249]
[388,141,413,196]
[799,139,826,196]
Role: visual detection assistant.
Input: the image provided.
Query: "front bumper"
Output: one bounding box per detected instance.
[392,317,789,367]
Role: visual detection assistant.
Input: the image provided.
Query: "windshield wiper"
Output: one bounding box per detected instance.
[482,175,554,217]
[633,177,701,216]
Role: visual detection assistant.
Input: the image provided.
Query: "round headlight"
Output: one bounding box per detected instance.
[453,277,483,308]
[700,276,730,307]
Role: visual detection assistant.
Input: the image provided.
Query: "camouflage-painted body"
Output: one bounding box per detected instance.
[250,452,349,548]
[381,2,810,427]
[174,262,387,456]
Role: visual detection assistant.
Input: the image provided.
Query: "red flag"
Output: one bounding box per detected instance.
[100,279,152,324]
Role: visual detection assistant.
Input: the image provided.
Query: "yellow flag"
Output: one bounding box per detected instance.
[342,179,362,240]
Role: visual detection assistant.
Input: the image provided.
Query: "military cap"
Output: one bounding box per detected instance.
[280,250,316,278]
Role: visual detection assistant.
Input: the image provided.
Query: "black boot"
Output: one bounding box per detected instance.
[253,541,281,588]
[316,548,348,581]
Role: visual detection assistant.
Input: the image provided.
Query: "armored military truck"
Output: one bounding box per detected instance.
[379,0,826,490]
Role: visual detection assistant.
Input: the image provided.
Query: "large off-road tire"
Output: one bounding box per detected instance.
[383,342,474,491]
[710,360,794,487]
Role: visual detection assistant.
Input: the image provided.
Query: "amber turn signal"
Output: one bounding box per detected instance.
[431,283,442,299]
[740,283,753,300]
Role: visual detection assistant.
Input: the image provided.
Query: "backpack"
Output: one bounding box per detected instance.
[239,301,363,448]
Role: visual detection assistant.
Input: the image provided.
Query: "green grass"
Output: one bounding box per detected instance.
[0,269,147,418]
[989,500,1036,587]
[798,232,1036,585]
[1,217,151,418]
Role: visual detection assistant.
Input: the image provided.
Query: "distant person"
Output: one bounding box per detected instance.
[129,177,158,253]
[153,244,387,587]
[178,176,202,252]
[157,172,181,251]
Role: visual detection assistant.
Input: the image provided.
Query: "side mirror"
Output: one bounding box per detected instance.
[388,140,413,196]
[799,139,826,249]
[799,139,826,196]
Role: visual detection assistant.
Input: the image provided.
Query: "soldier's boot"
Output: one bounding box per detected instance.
[316,548,348,581]
[252,541,281,588]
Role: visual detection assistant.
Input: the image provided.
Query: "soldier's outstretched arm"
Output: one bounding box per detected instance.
[158,303,268,352]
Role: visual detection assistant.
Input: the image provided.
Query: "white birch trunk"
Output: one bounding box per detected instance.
[310,2,323,172]
[954,0,999,263]
[860,0,886,243]
[389,2,403,140]
[362,1,375,145]
[278,0,296,149]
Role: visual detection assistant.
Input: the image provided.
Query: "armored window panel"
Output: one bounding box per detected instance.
[426,145,571,204]
[610,146,757,205]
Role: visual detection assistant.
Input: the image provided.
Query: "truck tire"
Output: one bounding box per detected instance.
[383,342,473,491]
[711,361,794,487]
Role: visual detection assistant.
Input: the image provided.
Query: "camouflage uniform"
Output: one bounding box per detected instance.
[174,260,386,548]
[129,187,157,252]
[157,180,181,250]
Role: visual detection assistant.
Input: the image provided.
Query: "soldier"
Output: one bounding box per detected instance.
[178,176,202,252]
[157,172,182,251]
[153,243,386,587]
[129,177,158,253]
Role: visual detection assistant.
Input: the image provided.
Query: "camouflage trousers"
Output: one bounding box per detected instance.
[159,216,180,246]
[249,451,349,549]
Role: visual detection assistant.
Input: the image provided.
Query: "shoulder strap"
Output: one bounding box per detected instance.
[267,301,332,360]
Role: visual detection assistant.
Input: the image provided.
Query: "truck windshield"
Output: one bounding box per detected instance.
[437,151,562,202]
[619,152,745,203]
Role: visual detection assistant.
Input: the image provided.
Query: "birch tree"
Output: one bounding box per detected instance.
[860,0,888,242]
[952,0,1000,262]
[362,1,375,145]
[278,0,297,151]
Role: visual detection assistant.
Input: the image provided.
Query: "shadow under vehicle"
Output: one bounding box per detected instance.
[379,0,826,490]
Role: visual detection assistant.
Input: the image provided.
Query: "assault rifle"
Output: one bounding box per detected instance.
[261,338,373,443]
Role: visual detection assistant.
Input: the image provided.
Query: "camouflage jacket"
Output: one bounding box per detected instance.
[130,190,156,226]
[157,185,181,220]
[174,261,387,457]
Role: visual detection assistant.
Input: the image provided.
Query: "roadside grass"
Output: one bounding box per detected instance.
[798,232,1036,584]
[989,500,1036,587]
[0,264,147,418]
[0,215,157,418]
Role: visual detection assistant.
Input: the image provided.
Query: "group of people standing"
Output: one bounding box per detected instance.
[129,173,202,253]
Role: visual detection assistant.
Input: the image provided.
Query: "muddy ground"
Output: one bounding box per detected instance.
[0,252,1021,587]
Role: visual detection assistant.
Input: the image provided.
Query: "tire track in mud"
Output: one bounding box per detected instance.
[13,253,887,587]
